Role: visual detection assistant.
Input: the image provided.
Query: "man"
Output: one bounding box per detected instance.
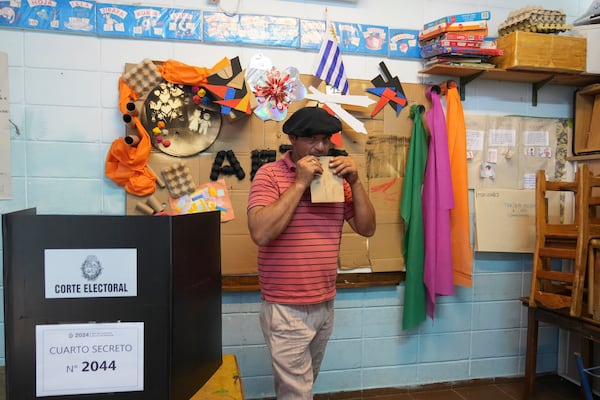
[247,106,376,399]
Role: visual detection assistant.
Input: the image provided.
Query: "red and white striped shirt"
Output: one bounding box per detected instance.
[247,152,354,304]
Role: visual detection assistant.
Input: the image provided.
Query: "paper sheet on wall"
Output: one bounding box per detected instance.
[465,115,568,190]
[474,188,535,253]
[0,52,12,199]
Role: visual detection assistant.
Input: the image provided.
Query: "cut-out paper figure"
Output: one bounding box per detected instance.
[199,112,211,135]
[189,109,201,132]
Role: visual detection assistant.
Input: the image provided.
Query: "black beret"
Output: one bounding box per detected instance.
[282,107,342,137]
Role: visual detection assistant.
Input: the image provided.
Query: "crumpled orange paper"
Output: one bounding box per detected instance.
[105,58,231,196]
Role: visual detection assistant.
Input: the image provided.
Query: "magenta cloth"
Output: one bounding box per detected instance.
[422,86,455,319]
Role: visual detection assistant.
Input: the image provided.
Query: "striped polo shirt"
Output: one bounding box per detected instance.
[247,152,355,305]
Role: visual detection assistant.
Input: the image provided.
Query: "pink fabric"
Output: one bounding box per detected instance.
[423,87,455,319]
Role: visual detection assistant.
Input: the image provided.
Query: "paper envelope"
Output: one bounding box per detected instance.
[310,156,344,203]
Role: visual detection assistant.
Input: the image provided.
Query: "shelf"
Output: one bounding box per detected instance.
[419,64,600,106]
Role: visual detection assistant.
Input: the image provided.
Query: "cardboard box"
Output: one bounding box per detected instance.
[573,25,600,74]
[492,31,586,73]
[574,83,600,154]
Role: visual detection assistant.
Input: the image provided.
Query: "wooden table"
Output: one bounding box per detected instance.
[190,354,245,399]
[523,299,600,399]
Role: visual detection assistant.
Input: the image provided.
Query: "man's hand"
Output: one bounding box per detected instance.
[296,156,324,187]
[329,156,359,185]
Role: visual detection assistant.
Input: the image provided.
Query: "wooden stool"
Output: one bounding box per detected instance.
[189,354,245,400]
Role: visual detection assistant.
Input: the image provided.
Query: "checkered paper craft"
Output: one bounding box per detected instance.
[122,58,163,98]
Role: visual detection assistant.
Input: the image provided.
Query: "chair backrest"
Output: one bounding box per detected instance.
[535,168,579,240]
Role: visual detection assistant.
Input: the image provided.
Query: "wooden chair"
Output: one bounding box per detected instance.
[585,169,600,320]
[579,166,600,318]
[529,164,600,317]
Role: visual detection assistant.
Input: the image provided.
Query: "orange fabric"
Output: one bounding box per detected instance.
[445,82,473,287]
[158,58,230,87]
[105,78,156,196]
[105,115,156,196]
[118,77,138,112]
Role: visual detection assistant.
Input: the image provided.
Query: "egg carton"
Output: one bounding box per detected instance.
[161,162,196,198]
[499,22,571,36]
[499,6,568,36]
[121,58,163,98]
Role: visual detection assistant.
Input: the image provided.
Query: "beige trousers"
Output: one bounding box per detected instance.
[260,300,334,400]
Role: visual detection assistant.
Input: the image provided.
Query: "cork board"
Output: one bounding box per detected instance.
[123,69,430,275]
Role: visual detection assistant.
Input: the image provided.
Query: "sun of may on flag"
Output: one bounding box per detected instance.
[313,19,349,95]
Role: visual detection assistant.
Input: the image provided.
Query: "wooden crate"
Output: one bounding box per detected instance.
[492,31,586,73]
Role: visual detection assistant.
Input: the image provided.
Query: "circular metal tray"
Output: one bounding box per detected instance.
[141,81,221,157]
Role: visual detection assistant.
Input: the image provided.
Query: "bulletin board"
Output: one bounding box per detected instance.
[465,114,571,190]
[121,59,431,278]
[468,115,572,254]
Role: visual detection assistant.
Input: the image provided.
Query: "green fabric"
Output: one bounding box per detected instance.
[400,105,428,330]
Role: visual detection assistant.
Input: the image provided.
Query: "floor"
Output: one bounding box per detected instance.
[0,370,592,399]
[308,374,595,400]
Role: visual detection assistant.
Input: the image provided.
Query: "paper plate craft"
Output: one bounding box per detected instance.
[141,81,222,157]
[245,54,306,121]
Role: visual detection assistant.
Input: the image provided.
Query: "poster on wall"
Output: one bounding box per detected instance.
[35,322,144,397]
[299,18,325,50]
[203,11,299,47]
[388,28,421,59]
[300,20,389,54]
[60,0,96,33]
[19,0,61,31]
[0,51,11,199]
[0,0,22,27]
[163,8,202,40]
[474,188,536,253]
[97,4,202,39]
[336,22,388,55]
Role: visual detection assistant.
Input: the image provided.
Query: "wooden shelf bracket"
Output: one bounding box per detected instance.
[531,76,554,107]
[459,70,487,100]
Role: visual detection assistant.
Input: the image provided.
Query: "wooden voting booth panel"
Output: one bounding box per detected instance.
[125,72,431,276]
[2,209,222,400]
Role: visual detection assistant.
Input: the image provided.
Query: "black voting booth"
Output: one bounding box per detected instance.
[2,209,222,400]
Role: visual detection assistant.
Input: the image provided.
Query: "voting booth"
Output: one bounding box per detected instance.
[2,209,222,399]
